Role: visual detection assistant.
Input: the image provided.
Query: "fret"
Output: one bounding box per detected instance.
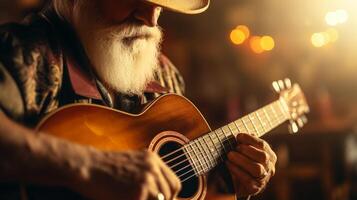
[258,109,270,131]
[202,135,218,166]
[227,124,238,148]
[233,120,243,133]
[272,102,284,123]
[276,101,288,122]
[254,115,264,131]
[242,117,255,135]
[208,132,224,162]
[254,111,265,137]
[197,138,214,170]
[190,142,206,174]
[270,104,279,123]
[256,110,266,133]
[221,127,235,150]
[248,114,260,136]
[211,131,223,153]
[193,140,209,173]
[278,99,289,119]
[184,144,200,174]
[238,119,246,131]
[228,122,238,136]
[214,130,228,155]
[263,106,273,128]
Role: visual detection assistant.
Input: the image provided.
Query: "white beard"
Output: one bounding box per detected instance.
[72,3,162,95]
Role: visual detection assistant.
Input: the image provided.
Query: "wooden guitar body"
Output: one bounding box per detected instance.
[37,94,215,200]
[36,80,310,200]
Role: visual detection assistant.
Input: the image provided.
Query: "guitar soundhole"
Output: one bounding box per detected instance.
[158,141,199,198]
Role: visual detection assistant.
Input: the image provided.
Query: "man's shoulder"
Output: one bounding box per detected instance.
[0,15,64,124]
[0,14,62,61]
[154,54,185,95]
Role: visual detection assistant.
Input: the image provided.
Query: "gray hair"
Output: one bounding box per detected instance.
[51,0,85,22]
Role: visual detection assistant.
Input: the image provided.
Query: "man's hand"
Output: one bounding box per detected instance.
[226,133,277,198]
[73,150,181,200]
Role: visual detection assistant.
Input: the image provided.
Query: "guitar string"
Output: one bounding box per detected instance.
[159,101,284,162]
[163,106,286,169]
[166,111,286,176]
[171,115,285,178]
[163,107,285,167]
[171,114,286,179]
[178,114,286,182]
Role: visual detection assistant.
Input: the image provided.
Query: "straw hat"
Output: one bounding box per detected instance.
[145,0,210,14]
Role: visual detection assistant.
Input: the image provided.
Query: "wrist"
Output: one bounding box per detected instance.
[27,133,94,188]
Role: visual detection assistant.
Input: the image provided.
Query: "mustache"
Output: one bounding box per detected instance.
[97,21,163,43]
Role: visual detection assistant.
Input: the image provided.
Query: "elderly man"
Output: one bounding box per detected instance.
[0,0,277,199]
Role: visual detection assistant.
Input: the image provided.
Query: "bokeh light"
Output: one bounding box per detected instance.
[260,36,275,51]
[326,28,339,42]
[325,9,349,26]
[250,36,264,53]
[230,29,246,45]
[236,25,250,38]
[311,32,327,47]
[336,9,348,23]
[325,12,338,26]
[230,25,250,45]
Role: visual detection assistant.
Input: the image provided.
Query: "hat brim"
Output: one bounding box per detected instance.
[145,0,210,14]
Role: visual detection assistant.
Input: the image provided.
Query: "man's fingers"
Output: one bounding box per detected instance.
[228,151,267,178]
[160,166,181,198]
[146,174,160,200]
[237,144,270,167]
[159,159,182,198]
[155,169,172,200]
[236,133,267,149]
[226,161,263,195]
[236,133,277,166]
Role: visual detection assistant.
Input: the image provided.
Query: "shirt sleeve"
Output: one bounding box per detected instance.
[155,54,186,96]
[0,23,62,126]
[0,62,24,120]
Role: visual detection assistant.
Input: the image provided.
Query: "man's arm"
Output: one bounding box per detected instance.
[0,111,181,199]
[0,110,92,186]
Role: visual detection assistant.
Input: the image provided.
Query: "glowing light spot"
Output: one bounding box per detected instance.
[321,32,331,43]
[311,33,327,47]
[230,29,246,45]
[260,36,275,51]
[336,9,348,23]
[325,12,338,26]
[250,36,264,54]
[326,28,339,42]
[236,25,250,38]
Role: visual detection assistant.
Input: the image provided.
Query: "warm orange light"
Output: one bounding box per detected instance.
[230,29,246,45]
[326,28,339,42]
[236,25,250,38]
[250,36,264,54]
[260,36,275,51]
[311,33,326,47]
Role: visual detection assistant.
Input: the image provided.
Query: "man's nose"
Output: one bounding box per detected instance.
[134,3,162,27]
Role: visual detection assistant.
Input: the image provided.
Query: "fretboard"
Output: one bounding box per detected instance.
[184,99,289,176]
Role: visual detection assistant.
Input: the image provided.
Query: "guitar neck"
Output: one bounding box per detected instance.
[183,99,289,176]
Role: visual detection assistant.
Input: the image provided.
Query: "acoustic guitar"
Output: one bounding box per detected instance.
[36,79,309,200]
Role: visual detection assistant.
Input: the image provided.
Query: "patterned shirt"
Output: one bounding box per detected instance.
[0,7,234,200]
[0,8,185,127]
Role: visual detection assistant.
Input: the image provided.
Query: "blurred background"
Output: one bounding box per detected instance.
[1,0,357,199]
